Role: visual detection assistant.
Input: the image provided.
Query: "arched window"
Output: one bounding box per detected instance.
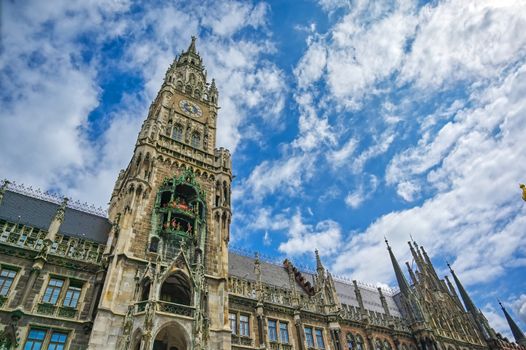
[172,124,183,141]
[347,333,355,350]
[140,278,151,301]
[160,273,191,305]
[191,132,201,148]
[356,335,364,350]
[384,340,392,350]
[376,340,382,350]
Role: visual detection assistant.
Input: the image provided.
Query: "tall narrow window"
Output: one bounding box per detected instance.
[279,322,289,344]
[239,315,249,337]
[305,327,314,347]
[48,331,68,350]
[24,329,46,350]
[356,335,364,350]
[43,278,64,305]
[268,320,277,342]
[315,329,325,349]
[0,268,17,296]
[172,124,183,141]
[63,282,82,308]
[191,132,201,148]
[347,333,355,350]
[229,313,237,335]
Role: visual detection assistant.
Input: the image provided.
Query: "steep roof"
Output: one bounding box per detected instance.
[228,251,402,317]
[0,189,111,244]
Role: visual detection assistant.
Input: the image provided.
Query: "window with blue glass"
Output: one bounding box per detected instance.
[24,329,46,350]
[268,319,278,342]
[305,326,314,347]
[42,278,64,305]
[62,283,81,308]
[48,331,68,350]
[315,329,325,349]
[279,322,289,344]
[0,268,17,296]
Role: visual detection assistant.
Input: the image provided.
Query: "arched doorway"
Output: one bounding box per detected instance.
[160,273,191,305]
[153,322,189,350]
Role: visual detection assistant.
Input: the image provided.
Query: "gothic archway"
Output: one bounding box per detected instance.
[153,321,190,350]
[159,272,191,306]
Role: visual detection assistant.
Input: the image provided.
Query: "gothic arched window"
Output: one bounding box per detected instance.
[172,124,183,141]
[160,273,191,305]
[191,132,201,148]
[356,335,364,350]
[347,333,355,350]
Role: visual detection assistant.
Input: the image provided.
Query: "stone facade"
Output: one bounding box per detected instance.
[0,38,525,350]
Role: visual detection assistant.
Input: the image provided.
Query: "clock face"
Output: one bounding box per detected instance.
[179,99,202,117]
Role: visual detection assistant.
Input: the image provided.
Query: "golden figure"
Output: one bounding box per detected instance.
[520,184,526,201]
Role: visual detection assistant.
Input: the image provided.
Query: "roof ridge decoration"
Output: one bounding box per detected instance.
[3,179,108,218]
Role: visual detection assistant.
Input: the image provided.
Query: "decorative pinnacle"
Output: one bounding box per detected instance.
[520,184,526,201]
[384,236,390,249]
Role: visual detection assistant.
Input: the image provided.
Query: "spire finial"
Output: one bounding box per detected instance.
[520,183,526,201]
[187,36,197,54]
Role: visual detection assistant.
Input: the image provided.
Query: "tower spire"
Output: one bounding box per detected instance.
[447,263,477,314]
[386,239,411,296]
[499,300,526,346]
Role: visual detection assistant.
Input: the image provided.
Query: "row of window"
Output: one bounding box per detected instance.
[0,266,83,310]
[229,312,326,348]
[165,124,202,148]
[25,328,68,350]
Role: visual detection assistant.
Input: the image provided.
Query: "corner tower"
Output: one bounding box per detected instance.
[89,37,232,350]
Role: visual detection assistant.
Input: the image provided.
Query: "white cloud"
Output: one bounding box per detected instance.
[278,211,342,257]
[396,180,420,202]
[344,175,378,209]
[327,137,358,168]
[345,191,365,209]
[400,0,526,89]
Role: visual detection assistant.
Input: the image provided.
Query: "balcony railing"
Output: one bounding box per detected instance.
[0,224,105,265]
[134,300,195,318]
[269,342,293,350]
[231,334,252,346]
[36,303,77,319]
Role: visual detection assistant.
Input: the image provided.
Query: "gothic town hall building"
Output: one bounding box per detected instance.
[0,38,524,350]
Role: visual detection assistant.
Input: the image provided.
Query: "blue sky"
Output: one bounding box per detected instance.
[1,0,525,338]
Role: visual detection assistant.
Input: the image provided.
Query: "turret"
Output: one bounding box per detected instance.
[499,300,526,346]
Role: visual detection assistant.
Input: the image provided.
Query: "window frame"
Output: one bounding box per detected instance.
[268,318,290,345]
[23,328,69,350]
[0,265,18,297]
[304,326,315,348]
[42,278,64,305]
[239,314,250,337]
[48,330,68,350]
[230,311,251,338]
[41,275,85,311]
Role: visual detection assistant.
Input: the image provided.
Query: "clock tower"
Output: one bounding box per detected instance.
[88,37,232,350]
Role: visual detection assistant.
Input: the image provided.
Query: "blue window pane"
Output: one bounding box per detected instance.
[279,323,289,344]
[305,327,314,347]
[316,329,325,348]
[268,320,277,342]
